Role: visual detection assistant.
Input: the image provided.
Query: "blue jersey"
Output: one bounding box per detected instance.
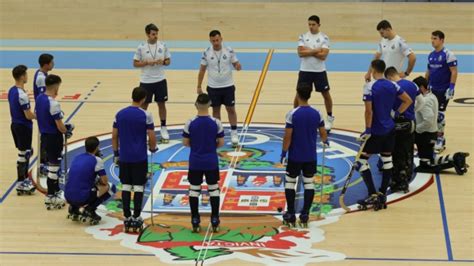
[393,79,419,121]
[363,79,404,135]
[285,106,324,162]
[113,106,154,163]
[35,94,63,134]
[427,48,457,92]
[8,86,33,129]
[182,116,224,170]
[33,69,47,100]
[65,153,106,204]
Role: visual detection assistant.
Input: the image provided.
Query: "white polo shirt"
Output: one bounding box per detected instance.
[298,31,330,72]
[377,35,413,72]
[200,45,239,88]
[134,41,171,84]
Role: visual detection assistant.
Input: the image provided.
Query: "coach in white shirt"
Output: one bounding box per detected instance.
[133,23,171,142]
[365,20,416,82]
[197,30,242,147]
[297,15,335,132]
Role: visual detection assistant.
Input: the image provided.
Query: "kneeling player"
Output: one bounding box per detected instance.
[183,93,224,232]
[281,83,328,227]
[412,77,469,175]
[65,137,115,224]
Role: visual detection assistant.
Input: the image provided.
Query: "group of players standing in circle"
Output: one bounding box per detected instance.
[7,15,469,232]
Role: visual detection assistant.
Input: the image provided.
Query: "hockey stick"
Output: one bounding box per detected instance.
[317,143,327,218]
[62,134,68,185]
[338,138,369,212]
[33,132,47,193]
[142,151,157,232]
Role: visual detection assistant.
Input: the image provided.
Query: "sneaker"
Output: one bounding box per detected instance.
[434,136,446,153]
[231,130,239,147]
[325,115,335,132]
[161,126,169,141]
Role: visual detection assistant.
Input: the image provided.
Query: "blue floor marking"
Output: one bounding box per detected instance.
[436,173,454,261]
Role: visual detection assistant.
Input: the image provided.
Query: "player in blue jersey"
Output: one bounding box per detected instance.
[33,53,54,100]
[8,65,37,195]
[384,66,422,193]
[112,86,158,233]
[35,74,74,210]
[182,93,225,233]
[357,59,412,211]
[65,136,115,224]
[425,30,458,153]
[34,53,55,178]
[281,83,328,227]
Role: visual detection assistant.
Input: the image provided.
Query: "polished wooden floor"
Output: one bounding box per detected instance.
[0,1,473,265]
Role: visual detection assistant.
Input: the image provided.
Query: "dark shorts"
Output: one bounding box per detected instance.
[11,123,32,151]
[187,169,220,185]
[432,89,449,111]
[41,133,63,164]
[363,130,396,154]
[286,160,316,178]
[67,187,98,207]
[119,161,148,185]
[140,79,168,103]
[297,71,330,92]
[207,85,236,107]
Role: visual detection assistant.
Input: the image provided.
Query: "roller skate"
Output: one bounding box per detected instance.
[325,115,335,133]
[191,215,201,233]
[211,215,220,233]
[45,192,66,210]
[81,208,101,225]
[298,213,309,228]
[390,171,409,194]
[16,179,36,195]
[434,136,446,154]
[231,130,239,148]
[357,194,380,211]
[67,205,82,221]
[160,126,169,144]
[282,212,296,228]
[130,216,144,233]
[376,192,387,210]
[453,152,470,175]
[123,216,133,233]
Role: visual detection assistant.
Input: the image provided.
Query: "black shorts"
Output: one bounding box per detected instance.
[41,133,63,164]
[363,130,396,154]
[432,90,449,111]
[67,187,98,207]
[11,123,32,150]
[207,85,236,107]
[297,71,330,92]
[286,160,316,178]
[187,169,220,185]
[140,79,168,103]
[119,161,148,185]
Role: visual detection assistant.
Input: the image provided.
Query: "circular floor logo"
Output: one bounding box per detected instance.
[64,123,432,265]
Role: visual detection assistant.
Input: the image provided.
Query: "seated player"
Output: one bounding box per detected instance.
[65,136,115,224]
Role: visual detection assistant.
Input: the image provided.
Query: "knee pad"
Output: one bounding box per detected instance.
[437,112,446,133]
[47,164,61,180]
[381,154,393,170]
[303,176,314,190]
[133,185,144,193]
[284,175,297,190]
[207,183,220,197]
[18,150,27,163]
[355,154,370,172]
[189,185,201,198]
[122,184,132,192]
